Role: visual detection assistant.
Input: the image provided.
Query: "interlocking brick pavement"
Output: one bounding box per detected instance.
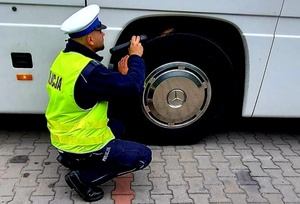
[1,118,300,203]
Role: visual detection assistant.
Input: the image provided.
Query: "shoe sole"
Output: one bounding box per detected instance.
[65,173,104,202]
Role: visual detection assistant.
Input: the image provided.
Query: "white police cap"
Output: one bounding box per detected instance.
[61,4,107,38]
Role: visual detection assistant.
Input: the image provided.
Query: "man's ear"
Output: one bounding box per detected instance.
[86,34,94,46]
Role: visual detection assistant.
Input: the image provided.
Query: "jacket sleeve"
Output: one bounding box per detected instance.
[74,55,146,108]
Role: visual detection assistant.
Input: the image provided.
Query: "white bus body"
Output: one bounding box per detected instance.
[1,0,299,139]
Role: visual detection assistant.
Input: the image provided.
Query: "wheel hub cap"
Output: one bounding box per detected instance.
[142,61,212,129]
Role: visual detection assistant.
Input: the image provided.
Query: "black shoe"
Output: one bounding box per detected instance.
[65,171,104,202]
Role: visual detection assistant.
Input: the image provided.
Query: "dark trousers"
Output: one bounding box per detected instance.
[58,119,152,186]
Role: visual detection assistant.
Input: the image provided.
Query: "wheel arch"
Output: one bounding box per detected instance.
[108,16,246,143]
[109,15,245,117]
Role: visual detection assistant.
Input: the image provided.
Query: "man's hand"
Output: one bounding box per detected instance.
[128,35,144,57]
[118,55,129,75]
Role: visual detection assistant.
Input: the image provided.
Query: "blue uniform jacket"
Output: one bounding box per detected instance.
[63,39,146,109]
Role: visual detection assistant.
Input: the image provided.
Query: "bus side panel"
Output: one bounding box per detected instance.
[0,0,290,117]
[253,0,300,117]
[0,2,84,113]
[0,0,83,6]
[90,0,283,117]
[89,0,283,16]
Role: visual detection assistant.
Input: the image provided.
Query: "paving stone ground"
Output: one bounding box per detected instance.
[1,116,300,204]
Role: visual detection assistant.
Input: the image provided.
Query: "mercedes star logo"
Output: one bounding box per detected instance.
[167,89,187,108]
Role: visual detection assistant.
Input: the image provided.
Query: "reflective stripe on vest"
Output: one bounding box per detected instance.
[48,119,108,131]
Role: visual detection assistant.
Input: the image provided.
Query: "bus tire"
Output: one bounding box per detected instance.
[115,33,235,144]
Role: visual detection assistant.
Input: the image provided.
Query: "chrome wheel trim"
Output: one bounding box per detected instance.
[142,61,212,129]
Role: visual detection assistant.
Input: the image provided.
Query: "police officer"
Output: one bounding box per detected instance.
[45,4,152,202]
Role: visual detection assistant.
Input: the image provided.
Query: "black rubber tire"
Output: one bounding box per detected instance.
[111,33,235,144]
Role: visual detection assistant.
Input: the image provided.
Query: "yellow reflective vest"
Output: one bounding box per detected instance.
[45,51,114,153]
